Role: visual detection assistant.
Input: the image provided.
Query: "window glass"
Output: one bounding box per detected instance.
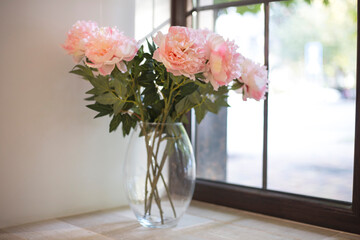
[135,0,170,40]
[268,0,357,202]
[135,0,153,40]
[154,0,170,26]
[196,5,265,188]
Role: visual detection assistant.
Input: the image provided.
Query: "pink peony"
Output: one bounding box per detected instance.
[238,58,268,101]
[153,26,207,80]
[204,34,242,91]
[62,21,98,63]
[85,27,138,76]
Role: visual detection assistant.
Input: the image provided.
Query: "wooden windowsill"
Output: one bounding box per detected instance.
[1,201,359,240]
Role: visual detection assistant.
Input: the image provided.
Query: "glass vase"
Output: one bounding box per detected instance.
[123,122,196,228]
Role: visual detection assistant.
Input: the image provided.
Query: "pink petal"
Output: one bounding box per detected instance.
[116,61,127,73]
[85,61,102,68]
[98,64,115,75]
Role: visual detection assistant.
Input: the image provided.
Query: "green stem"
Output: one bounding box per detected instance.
[145,144,168,214]
[144,132,151,215]
[157,162,177,218]
[141,75,185,224]
[149,153,165,222]
[148,151,177,218]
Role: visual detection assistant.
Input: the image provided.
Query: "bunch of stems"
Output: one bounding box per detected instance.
[132,75,185,224]
[141,123,177,224]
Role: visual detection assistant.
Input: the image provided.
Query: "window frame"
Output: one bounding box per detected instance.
[171,0,360,234]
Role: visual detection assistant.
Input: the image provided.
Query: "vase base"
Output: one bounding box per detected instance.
[138,215,179,228]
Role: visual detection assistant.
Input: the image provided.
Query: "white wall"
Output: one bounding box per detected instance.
[0,0,135,228]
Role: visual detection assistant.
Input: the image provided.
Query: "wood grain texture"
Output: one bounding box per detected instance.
[1,201,359,240]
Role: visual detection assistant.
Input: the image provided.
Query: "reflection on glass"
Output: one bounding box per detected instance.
[135,0,170,40]
[154,0,170,26]
[196,6,264,188]
[268,0,356,202]
[135,0,153,40]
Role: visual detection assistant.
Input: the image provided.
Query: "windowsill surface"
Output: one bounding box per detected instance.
[1,201,359,240]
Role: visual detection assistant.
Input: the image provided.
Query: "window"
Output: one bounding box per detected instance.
[135,0,171,42]
[171,0,360,234]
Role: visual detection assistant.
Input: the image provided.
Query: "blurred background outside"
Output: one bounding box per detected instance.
[196,0,357,202]
[135,0,357,202]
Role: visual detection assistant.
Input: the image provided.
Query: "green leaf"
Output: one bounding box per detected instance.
[86,103,113,118]
[204,98,218,114]
[180,114,189,124]
[95,92,118,105]
[138,45,144,58]
[122,95,135,111]
[279,0,295,7]
[195,72,205,78]
[138,71,156,87]
[69,69,86,76]
[214,85,229,95]
[111,65,129,80]
[179,82,199,97]
[188,91,201,104]
[89,76,109,94]
[194,104,207,124]
[142,85,160,106]
[236,4,261,15]
[113,78,127,98]
[94,111,109,118]
[109,114,122,132]
[146,38,156,55]
[70,64,94,80]
[175,95,194,115]
[121,114,136,136]
[231,81,244,91]
[169,74,184,84]
[86,88,97,95]
[113,100,125,115]
[215,95,230,108]
[84,95,96,101]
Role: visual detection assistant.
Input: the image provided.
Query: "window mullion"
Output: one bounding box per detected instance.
[352,0,360,216]
[262,0,270,190]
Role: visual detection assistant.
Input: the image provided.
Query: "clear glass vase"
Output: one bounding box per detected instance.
[123,122,196,228]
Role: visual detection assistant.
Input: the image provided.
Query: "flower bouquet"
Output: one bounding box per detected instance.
[62,20,268,227]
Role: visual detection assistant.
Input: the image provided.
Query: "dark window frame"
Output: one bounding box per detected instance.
[171,0,360,234]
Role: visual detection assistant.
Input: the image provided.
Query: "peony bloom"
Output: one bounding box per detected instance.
[62,20,98,63]
[85,27,138,76]
[238,57,268,101]
[204,34,242,91]
[153,26,207,80]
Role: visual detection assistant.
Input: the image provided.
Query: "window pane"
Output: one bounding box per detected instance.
[198,9,215,30]
[135,0,153,39]
[187,14,194,28]
[154,0,170,26]
[135,0,170,40]
[268,0,357,202]
[196,6,265,188]
[199,0,215,7]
